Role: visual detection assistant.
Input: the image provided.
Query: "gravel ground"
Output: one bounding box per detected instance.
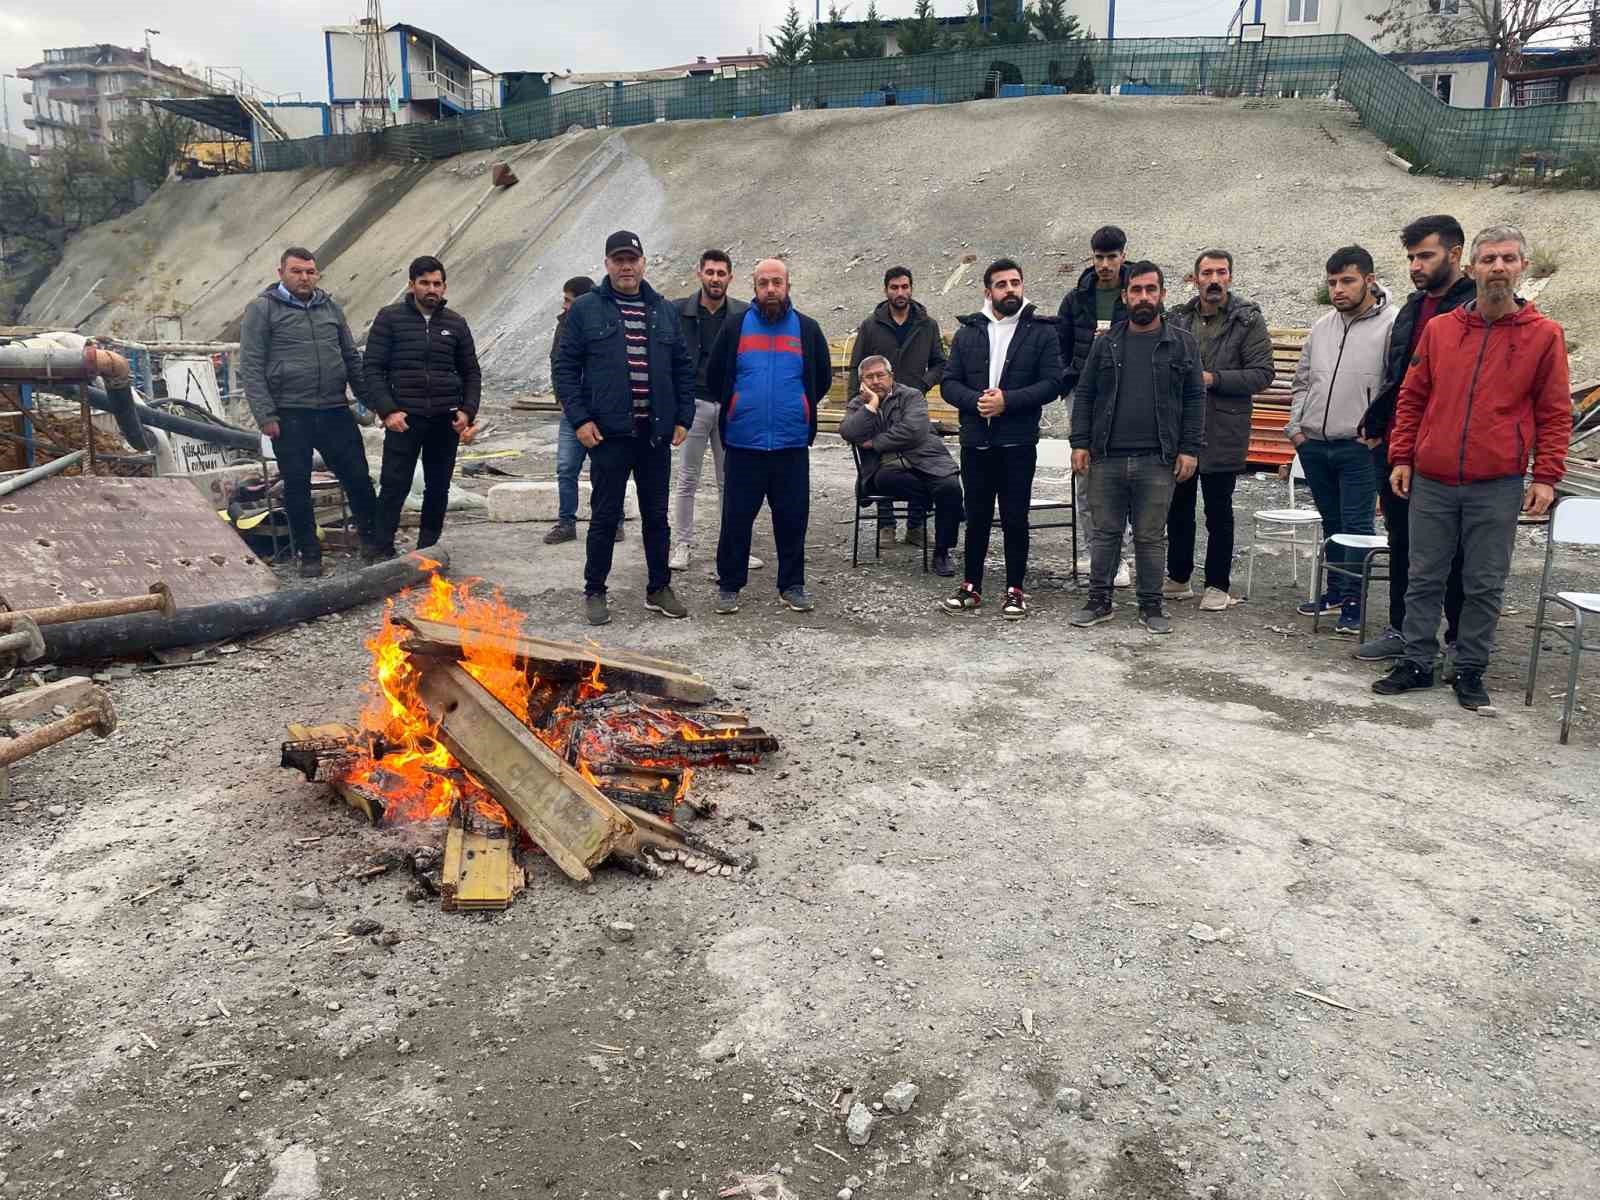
[2,409,1597,1200]
[25,94,1600,389]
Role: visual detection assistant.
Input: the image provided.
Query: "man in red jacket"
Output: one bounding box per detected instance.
[1375,224,1571,709]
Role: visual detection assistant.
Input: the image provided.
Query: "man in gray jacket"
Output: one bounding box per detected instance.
[240,246,380,577]
[838,355,962,577]
[1286,245,1397,634]
[1164,250,1275,611]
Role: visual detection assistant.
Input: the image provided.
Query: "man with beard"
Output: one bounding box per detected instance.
[554,230,695,626]
[1164,249,1274,611]
[364,255,482,559]
[1353,215,1476,665]
[1058,225,1133,587]
[1069,262,1203,634]
[705,258,833,615]
[939,258,1063,620]
[1376,225,1570,709]
[668,250,760,572]
[240,246,381,577]
[848,266,948,548]
[1285,246,1398,635]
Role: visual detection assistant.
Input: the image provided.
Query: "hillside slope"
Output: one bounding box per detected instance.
[26,94,1600,388]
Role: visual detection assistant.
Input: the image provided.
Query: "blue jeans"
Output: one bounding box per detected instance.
[1297,437,1377,601]
[556,412,588,524]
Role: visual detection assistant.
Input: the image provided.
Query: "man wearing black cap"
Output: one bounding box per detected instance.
[553,231,695,626]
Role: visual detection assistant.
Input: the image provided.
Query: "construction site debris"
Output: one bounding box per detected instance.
[0,450,87,498]
[0,688,116,768]
[0,583,175,629]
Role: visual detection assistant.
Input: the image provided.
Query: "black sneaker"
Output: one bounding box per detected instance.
[543,521,577,545]
[298,556,324,580]
[1453,667,1490,710]
[361,542,397,565]
[1139,606,1173,635]
[1002,587,1028,620]
[931,549,955,578]
[584,593,611,626]
[1297,591,1341,617]
[644,585,687,619]
[942,582,980,615]
[1372,661,1435,695]
[1070,598,1113,627]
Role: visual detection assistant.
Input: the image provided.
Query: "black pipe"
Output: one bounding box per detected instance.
[100,380,150,451]
[40,547,450,663]
[86,384,261,452]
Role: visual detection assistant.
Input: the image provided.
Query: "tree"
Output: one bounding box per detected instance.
[848,0,888,60]
[1069,50,1098,93]
[1367,0,1590,107]
[809,3,853,63]
[898,0,944,56]
[989,0,1034,46]
[769,3,811,67]
[1031,0,1088,42]
[110,100,198,190]
[953,2,991,49]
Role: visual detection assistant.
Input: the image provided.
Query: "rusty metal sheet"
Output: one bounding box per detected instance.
[0,476,278,611]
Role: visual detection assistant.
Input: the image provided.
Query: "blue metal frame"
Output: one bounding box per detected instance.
[325,31,336,104]
[399,34,410,100]
[19,384,34,468]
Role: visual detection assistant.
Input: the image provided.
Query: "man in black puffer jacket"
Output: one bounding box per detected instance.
[364,255,482,557]
[939,258,1062,621]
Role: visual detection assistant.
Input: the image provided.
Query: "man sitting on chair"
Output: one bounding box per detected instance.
[838,355,962,577]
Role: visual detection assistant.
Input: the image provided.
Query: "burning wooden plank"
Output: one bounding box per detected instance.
[281,722,389,824]
[440,801,524,912]
[398,616,715,703]
[414,662,637,882]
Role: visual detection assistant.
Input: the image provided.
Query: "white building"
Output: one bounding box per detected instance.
[17,44,212,157]
[322,20,495,133]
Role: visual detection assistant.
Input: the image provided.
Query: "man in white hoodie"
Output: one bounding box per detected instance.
[1286,245,1398,635]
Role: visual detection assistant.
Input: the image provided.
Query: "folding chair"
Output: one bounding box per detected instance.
[1311,535,1390,639]
[849,444,929,572]
[1244,454,1322,601]
[1524,497,1600,744]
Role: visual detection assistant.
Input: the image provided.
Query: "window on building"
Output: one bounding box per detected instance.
[1429,0,1460,13]
[1515,78,1562,106]
[1420,72,1453,104]
[1287,0,1320,22]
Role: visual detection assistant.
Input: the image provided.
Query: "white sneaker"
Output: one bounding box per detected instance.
[668,544,691,571]
[1199,587,1236,612]
[749,554,765,570]
[1163,578,1195,600]
[1113,560,1132,589]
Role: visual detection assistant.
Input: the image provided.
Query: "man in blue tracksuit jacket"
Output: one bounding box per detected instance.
[705,258,833,613]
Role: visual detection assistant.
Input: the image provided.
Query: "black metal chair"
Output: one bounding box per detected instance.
[849,443,929,572]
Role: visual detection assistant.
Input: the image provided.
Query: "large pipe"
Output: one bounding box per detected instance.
[0,449,86,497]
[85,384,258,452]
[39,547,450,662]
[2,344,149,450]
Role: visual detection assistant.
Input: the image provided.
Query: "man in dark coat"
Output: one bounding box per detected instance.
[939,258,1062,621]
[847,266,948,547]
[838,355,962,577]
[1354,214,1476,666]
[553,230,695,626]
[1163,250,1274,610]
[364,255,481,559]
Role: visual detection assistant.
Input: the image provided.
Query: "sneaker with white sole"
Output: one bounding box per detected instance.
[1001,587,1028,620]
[942,582,981,615]
[668,543,691,571]
[714,590,740,614]
[1355,627,1405,660]
[1114,560,1132,589]
[1163,578,1195,601]
[780,586,815,613]
[1199,587,1234,612]
[1070,599,1114,627]
[1139,605,1173,635]
[644,585,687,619]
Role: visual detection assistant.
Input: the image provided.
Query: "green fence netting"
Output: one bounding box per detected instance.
[255,34,1600,182]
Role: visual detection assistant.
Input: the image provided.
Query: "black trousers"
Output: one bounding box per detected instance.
[270,407,378,559]
[1374,443,1462,640]
[1166,469,1237,591]
[959,444,1037,591]
[871,467,962,552]
[717,446,809,594]
[586,434,671,596]
[375,413,460,551]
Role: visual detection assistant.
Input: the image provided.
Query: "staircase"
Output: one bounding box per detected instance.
[237,93,288,142]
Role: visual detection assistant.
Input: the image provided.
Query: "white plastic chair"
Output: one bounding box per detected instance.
[1245,455,1322,601]
[1524,497,1600,743]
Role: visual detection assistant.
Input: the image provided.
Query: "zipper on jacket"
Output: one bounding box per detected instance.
[304,307,324,399]
[422,307,432,410]
[1457,321,1496,484]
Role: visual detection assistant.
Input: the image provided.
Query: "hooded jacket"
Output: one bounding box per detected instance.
[1167,293,1275,473]
[941,302,1062,449]
[363,294,482,420]
[1056,263,1131,395]
[1359,274,1477,441]
[1389,300,1571,487]
[239,284,368,427]
[705,300,833,451]
[1286,289,1397,443]
[1070,317,1205,464]
[846,300,947,397]
[838,382,959,487]
[552,278,695,444]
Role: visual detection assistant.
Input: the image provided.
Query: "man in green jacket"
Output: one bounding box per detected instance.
[240,246,380,577]
[1163,250,1274,611]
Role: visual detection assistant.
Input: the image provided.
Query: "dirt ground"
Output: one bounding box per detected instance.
[2,411,1598,1200]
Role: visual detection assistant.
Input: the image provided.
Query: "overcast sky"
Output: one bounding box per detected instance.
[2,0,1243,132]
